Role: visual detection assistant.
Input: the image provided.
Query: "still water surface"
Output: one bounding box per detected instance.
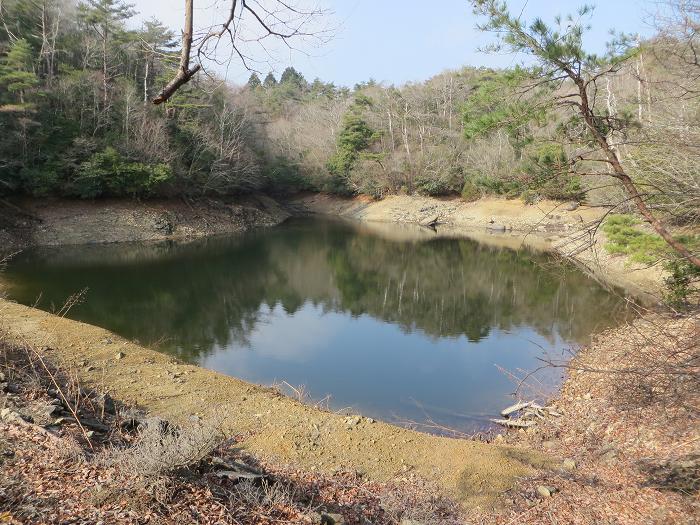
[4,218,630,432]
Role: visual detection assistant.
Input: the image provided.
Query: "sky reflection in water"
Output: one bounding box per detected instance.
[5,218,631,432]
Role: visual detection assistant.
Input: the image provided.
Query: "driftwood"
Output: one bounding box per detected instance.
[493,400,562,429]
[500,401,532,417]
[490,418,535,429]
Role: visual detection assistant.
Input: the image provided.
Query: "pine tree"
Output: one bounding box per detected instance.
[280,66,306,89]
[78,0,135,109]
[0,38,38,104]
[139,18,177,102]
[263,72,277,88]
[247,73,262,89]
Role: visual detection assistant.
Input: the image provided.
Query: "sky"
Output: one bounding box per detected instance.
[128,0,658,87]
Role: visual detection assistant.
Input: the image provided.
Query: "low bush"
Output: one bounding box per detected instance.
[98,416,225,480]
[67,147,172,199]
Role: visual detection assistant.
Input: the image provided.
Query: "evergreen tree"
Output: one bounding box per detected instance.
[139,18,176,102]
[0,38,38,104]
[280,66,306,89]
[77,0,135,108]
[263,72,277,88]
[247,73,262,89]
[326,96,377,193]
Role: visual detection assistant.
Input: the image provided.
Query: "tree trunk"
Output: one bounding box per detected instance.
[153,0,200,104]
[577,81,700,268]
[144,60,149,103]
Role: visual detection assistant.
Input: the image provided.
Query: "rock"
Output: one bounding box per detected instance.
[115,352,126,360]
[344,416,361,428]
[419,215,439,227]
[400,520,424,525]
[486,223,506,231]
[1,408,23,423]
[583,393,592,400]
[46,404,63,417]
[321,513,345,525]
[53,416,77,426]
[564,201,580,211]
[99,393,116,415]
[81,417,109,433]
[542,440,556,450]
[562,459,576,471]
[536,485,552,498]
[3,383,19,394]
[0,372,5,382]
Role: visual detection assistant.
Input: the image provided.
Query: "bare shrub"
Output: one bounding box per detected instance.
[98,416,225,480]
[605,314,699,413]
[545,312,699,417]
[231,479,303,512]
[379,480,462,525]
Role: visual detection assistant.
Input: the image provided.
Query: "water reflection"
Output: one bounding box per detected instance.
[5,218,631,431]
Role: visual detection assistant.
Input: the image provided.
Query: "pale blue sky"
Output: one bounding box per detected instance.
[130,0,657,87]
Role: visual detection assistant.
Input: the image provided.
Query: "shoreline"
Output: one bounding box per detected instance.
[0,193,677,512]
[289,193,665,302]
[0,298,550,509]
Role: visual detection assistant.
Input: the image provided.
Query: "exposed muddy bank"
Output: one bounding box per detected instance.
[288,193,665,302]
[0,195,290,253]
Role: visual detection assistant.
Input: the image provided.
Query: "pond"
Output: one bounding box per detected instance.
[3,217,632,433]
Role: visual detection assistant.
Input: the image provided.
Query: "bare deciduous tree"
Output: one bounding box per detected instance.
[154,0,331,105]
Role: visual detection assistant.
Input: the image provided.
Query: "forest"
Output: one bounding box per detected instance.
[0,0,695,206]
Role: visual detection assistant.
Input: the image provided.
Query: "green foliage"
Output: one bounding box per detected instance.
[461,180,481,202]
[247,73,261,89]
[603,215,668,264]
[280,67,306,89]
[603,215,700,306]
[462,68,545,151]
[263,157,313,192]
[263,72,277,88]
[68,147,171,198]
[0,38,38,103]
[326,97,378,194]
[664,259,700,308]
[520,143,582,200]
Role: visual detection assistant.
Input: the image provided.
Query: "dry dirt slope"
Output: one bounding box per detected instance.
[0,299,557,510]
